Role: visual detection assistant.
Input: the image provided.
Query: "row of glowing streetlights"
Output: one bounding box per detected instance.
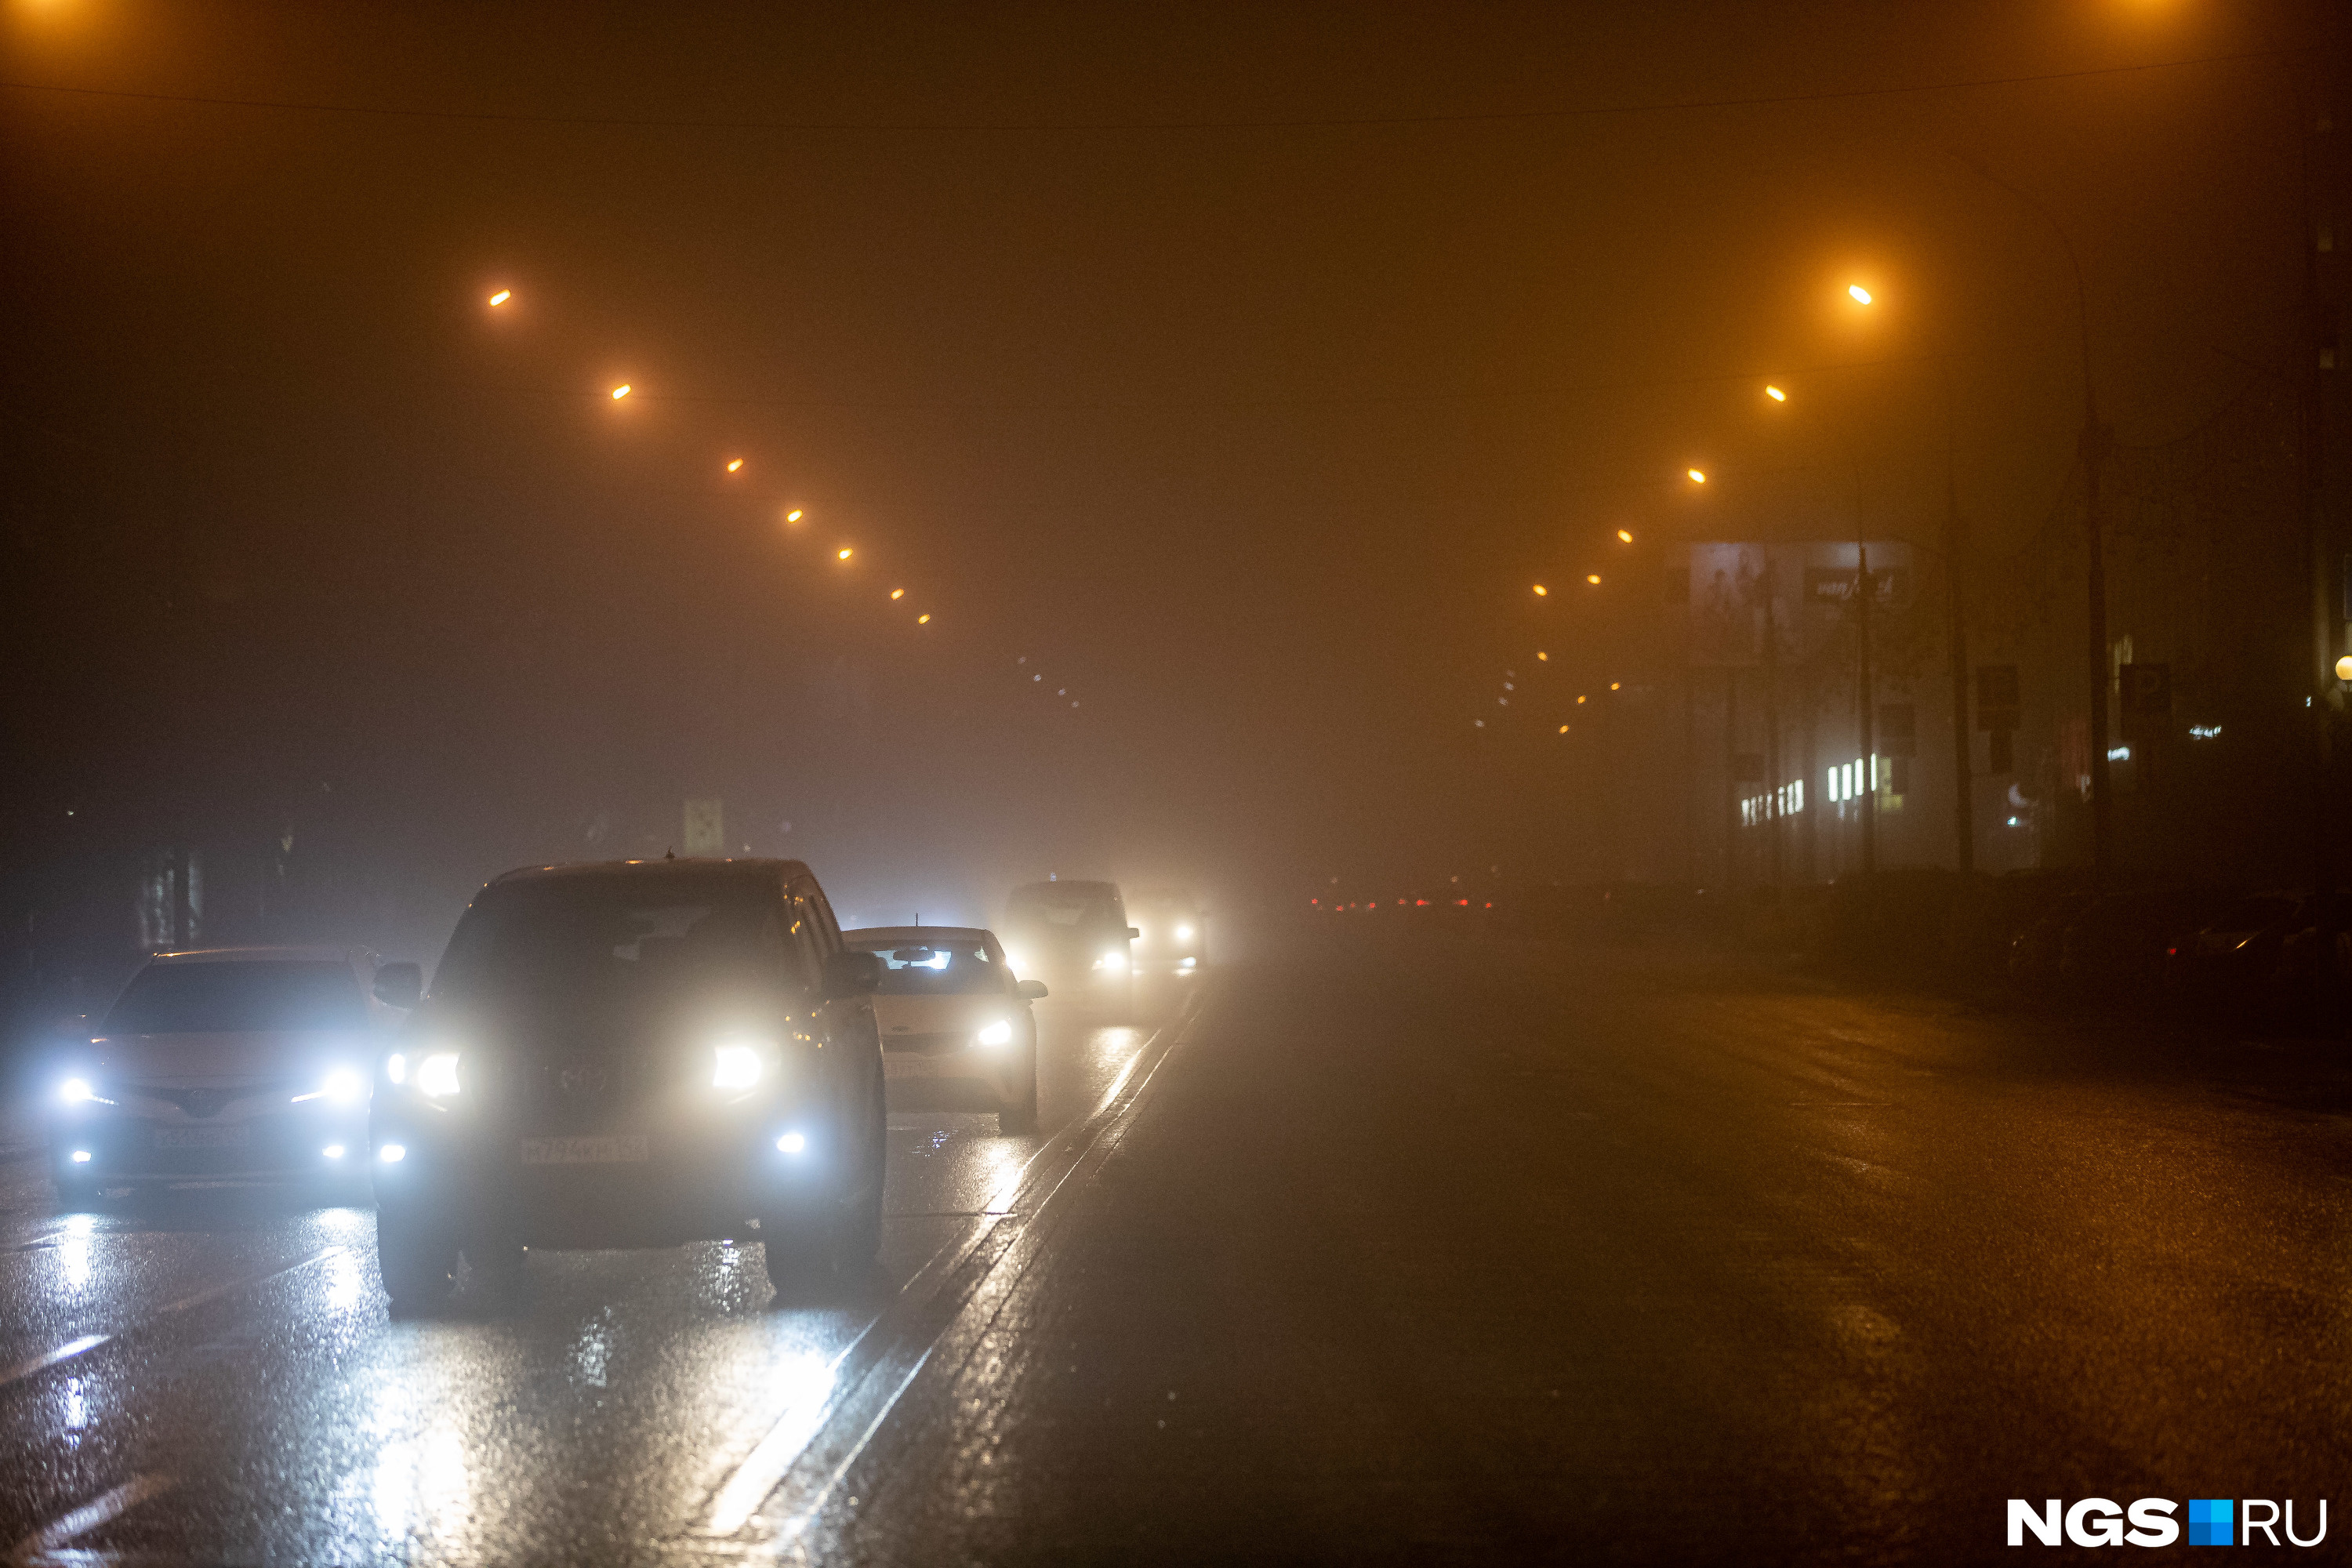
[1503,280,1881,734]
[484,285,1089,708]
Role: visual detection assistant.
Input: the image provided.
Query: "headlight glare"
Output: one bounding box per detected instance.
[323,1068,365,1102]
[975,1018,1014,1048]
[416,1052,461,1098]
[713,1042,764,1090]
[59,1077,93,1105]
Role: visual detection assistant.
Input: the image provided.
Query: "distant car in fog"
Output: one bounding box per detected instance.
[845,927,1047,1134]
[369,858,887,1310]
[1126,889,1205,974]
[1000,880,1138,1004]
[45,946,416,1205]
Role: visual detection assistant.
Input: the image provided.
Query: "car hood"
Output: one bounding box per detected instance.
[872,995,1018,1038]
[83,1030,375,1085]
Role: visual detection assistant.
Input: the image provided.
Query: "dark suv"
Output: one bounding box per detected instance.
[370,858,886,1309]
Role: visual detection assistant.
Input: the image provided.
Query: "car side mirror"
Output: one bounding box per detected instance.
[1014,978,1048,1001]
[1127,927,1141,939]
[372,963,423,1010]
[822,949,885,1000]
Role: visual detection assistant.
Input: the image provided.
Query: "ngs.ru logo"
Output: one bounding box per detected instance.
[2008,1497,2327,1548]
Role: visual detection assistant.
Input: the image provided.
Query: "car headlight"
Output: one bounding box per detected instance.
[1093,951,1129,973]
[975,1018,1014,1049]
[59,1077,93,1104]
[1175,924,1195,942]
[416,1051,462,1098]
[387,1053,407,1084]
[713,1042,764,1090]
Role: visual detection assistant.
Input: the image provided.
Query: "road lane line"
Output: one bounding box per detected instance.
[695,988,1212,1544]
[0,1247,339,1393]
[0,1336,108,1392]
[7,1473,176,1566]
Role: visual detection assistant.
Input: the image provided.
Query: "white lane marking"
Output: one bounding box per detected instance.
[7,1472,176,1566]
[0,1248,339,1392]
[705,989,1210,1544]
[0,1336,108,1392]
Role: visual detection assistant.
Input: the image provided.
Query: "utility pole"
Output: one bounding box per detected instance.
[1764,566,1784,887]
[1943,366,1974,875]
[1858,542,1878,875]
[2083,394,2113,884]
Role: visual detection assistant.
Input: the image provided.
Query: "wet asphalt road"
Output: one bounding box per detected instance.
[5,934,2352,1563]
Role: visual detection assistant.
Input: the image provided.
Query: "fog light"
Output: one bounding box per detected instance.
[70,1149,92,1163]
[1180,956,1197,970]
[378,1143,406,1163]
[776,1132,807,1155]
[322,1144,346,1160]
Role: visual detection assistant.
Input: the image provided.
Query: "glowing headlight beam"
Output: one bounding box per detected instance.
[713,1043,764,1090]
[975,1019,1014,1048]
[416,1052,461,1098]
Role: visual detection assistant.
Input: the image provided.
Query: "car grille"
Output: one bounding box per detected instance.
[130,1083,289,1120]
[884,1031,971,1057]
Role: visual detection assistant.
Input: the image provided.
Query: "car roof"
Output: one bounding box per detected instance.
[846,926,996,946]
[147,946,368,966]
[488,857,812,886]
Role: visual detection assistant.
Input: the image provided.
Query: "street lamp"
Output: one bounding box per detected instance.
[1764,385,1787,402]
[725,458,743,473]
[1848,284,1873,305]
[1686,469,1707,485]
[610,384,631,400]
[1617,528,1634,543]
[488,289,512,307]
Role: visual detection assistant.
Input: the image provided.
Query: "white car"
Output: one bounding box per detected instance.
[844,927,1045,1134]
[46,945,419,1204]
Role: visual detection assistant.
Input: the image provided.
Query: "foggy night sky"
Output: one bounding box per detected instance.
[0,1,2328,942]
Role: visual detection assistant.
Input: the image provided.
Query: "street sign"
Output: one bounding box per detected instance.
[1976,665,2020,732]
[684,798,724,857]
[2118,663,2171,741]
[1877,702,1916,758]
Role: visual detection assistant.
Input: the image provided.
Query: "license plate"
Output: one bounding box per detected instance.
[520,1134,649,1165]
[154,1124,250,1149]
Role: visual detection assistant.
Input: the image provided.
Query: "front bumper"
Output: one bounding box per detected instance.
[371,1109,841,1249]
[882,1042,1028,1109]
[49,1104,369,1185]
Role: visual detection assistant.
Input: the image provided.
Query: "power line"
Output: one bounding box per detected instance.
[0,45,2299,136]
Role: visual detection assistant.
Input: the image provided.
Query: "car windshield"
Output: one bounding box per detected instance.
[855,939,1005,996]
[433,873,793,1009]
[105,960,368,1035]
[1008,884,1117,927]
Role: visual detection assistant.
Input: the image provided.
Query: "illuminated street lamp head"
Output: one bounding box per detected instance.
[1848,284,1873,305]
[725,458,743,473]
[1532,583,1548,597]
[891,587,905,600]
[1765,385,1786,402]
[2336,655,2352,681]
[1610,681,1621,691]
[837,547,853,561]
[1586,574,1601,586]
[1577,694,1588,704]
[611,384,631,400]
[488,289,512,307]
[1559,724,1570,734]
[785,509,804,524]
[1617,528,1633,543]
[1536,651,1548,662]
[1687,469,1706,485]
[918,613,932,625]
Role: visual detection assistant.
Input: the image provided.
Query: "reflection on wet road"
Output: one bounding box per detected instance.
[0,979,1200,1564]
